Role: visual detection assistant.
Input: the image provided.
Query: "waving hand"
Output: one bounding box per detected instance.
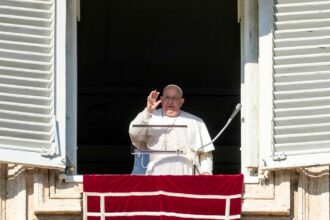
[146,90,161,113]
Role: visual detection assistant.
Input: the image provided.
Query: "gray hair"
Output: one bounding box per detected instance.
[163,84,183,97]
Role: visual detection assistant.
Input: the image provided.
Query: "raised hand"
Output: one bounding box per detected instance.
[146,90,161,113]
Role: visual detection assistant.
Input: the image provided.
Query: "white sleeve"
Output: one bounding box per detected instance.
[200,122,215,152]
[129,108,153,149]
[199,151,213,174]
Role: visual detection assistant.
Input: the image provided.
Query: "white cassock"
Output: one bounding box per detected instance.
[129,108,214,175]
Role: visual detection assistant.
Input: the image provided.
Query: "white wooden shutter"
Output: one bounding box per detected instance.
[262,0,330,169]
[0,0,66,169]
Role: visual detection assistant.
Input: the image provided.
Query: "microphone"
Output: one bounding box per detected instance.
[229,103,241,121]
[192,103,241,175]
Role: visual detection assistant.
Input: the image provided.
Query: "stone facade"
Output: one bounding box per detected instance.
[0,163,328,219]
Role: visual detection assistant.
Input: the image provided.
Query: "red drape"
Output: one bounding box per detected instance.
[84,174,243,220]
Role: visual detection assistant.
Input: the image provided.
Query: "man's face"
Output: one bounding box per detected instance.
[161,87,184,117]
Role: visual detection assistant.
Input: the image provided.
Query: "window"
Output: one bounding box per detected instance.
[0,0,67,169]
[0,0,241,174]
[259,0,330,169]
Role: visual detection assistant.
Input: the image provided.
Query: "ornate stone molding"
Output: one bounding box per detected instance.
[242,170,291,216]
[33,169,83,216]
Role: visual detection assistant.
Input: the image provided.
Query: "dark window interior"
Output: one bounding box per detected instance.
[77,0,241,174]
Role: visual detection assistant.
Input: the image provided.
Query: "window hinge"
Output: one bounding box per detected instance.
[272,152,287,161]
[41,145,56,157]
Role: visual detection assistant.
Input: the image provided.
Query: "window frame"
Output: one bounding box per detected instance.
[240,0,260,183]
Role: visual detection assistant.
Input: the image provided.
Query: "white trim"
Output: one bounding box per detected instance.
[262,152,330,170]
[240,0,259,178]
[87,211,241,220]
[85,190,242,220]
[85,191,241,199]
[0,147,64,168]
[66,0,78,172]
[55,0,67,166]
[258,0,275,168]
[225,198,231,220]
[100,195,105,220]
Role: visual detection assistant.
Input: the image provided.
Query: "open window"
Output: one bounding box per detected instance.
[0,0,66,169]
[259,0,330,170]
[76,0,241,175]
[0,0,241,174]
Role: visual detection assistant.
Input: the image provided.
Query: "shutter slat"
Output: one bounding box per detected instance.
[0,5,53,19]
[0,102,51,115]
[0,66,51,79]
[0,85,51,97]
[275,2,330,13]
[0,118,51,132]
[276,0,330,4]
[0,40,51,53]
[275,105,330,117]
[275,123,330,134]
[274,114,330,126]
[0,75,51,87]
[274,71,330,82]
[0,32,52,44]
[0,137,54,150]
[274,27,330,39]
[275,36,330,47]
[274,140,330,153]
[275,132,330,143]
[275,19,330,30]
[0,16,52,28]
[0,110,50,123]
[274,79,330,90]
[275,88,330,99]
[276,10,330,21]
[274,45,330,56]
[0,128,52,141]
[0,49,52,62]
[0,92,52,106]
[0,23,52,36]
[0,59,51,70]
[274,97,330,108]
[0,0,52,10]
[274,53,330,65]
[274,62,330,74]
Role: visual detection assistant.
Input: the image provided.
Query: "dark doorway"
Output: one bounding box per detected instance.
[77,0,240,174]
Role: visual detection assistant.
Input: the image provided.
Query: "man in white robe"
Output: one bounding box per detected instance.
[129,84,214,175]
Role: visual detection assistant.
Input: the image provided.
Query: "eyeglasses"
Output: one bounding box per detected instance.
[163,96,182,101]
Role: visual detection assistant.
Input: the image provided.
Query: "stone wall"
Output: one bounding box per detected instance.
[0,164,328,219]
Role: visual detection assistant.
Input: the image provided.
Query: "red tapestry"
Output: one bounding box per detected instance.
[83,174,243,220]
